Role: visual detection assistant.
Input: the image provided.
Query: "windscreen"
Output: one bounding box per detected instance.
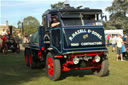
[61,12,82,26]
[61,12,103,26]
[83,14,103,26]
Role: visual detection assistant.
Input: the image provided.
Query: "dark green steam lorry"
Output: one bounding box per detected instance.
[24,8,108,80]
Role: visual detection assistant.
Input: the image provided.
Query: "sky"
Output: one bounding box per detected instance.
[0,0,113,27]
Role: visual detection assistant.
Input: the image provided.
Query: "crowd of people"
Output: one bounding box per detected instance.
[105,34,128,61]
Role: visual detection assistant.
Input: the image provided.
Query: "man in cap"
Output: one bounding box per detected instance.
[51,15,60,27]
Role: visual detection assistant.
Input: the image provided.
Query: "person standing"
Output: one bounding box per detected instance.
[121,42,126,59]
[122,34,126,41]
[0,36,3,48]
[106,34,110,47]
[1,29,7,36]
[124,35,128,58]
[111,34,116,52]
[116,35,124,61]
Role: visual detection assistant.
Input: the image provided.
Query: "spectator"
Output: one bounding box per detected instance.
[0,36,3,47]
[105,35,107,46]
[106,34,110,47]
[116,35,124,61]
[111,34,116,52]
[122,34,126,41]
[22,35,29,47]
[124,35,128,57]
[1,29,7,36]
[121,42,126,59]
[24,35,29,44]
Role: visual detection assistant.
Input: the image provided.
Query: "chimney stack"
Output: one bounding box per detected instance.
[6,20,9,30]
[6,20,8,26]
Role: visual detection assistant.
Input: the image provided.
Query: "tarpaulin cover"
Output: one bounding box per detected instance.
[30,32,39,44]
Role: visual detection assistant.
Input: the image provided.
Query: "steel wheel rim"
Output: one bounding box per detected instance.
[47,57,54,77]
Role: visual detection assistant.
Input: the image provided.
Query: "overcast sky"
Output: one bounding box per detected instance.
[0,0,113,27]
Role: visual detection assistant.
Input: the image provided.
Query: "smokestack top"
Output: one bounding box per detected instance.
[6,20,8,26]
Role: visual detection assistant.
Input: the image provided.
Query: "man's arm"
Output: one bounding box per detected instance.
[51,22,60,27]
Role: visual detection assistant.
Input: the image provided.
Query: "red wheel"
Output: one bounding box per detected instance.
[93,58,109,77]
[25,54,29,66]
[47,57,54,77]
[29,54,32,67]
[46,52,61,80]
[25,49,29,66]
[28,50,36,69]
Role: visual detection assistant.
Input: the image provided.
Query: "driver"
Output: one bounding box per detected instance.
[51,16,60,27]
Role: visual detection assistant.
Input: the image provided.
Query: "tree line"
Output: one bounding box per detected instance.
[105,0,128,33]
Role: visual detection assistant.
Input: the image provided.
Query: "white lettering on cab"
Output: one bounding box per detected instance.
[71,43,79,46]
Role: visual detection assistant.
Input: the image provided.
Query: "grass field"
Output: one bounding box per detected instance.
[0,46,128,85]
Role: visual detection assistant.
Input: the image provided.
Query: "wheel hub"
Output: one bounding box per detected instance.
[48,65,51,69]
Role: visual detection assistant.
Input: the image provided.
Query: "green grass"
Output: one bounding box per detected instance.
[0,46,128,85]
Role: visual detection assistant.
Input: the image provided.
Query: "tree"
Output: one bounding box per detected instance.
[17,21,22,29]
[51,1,77,10]
[105,0,128,32]
[23,16,40,35]
[51,2,64,9]
[17,21,22,33]
[106,0,128,16]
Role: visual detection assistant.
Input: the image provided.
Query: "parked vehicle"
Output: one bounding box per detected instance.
[0,26,20,54]
[24,7,108,80]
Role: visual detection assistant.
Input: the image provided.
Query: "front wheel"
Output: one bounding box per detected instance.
[46,52,61,81]
[93,58,109,77]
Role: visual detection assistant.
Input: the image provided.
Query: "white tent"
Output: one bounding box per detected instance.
[105,30,123,36]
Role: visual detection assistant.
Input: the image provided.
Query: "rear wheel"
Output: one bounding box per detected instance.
[29,50,37,69]
[46,52,61,80]
[25,49,29,67]
[93,58,109,77]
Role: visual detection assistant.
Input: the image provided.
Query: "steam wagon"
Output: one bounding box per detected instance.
[0,26,20,54]
[24,8,108,80]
